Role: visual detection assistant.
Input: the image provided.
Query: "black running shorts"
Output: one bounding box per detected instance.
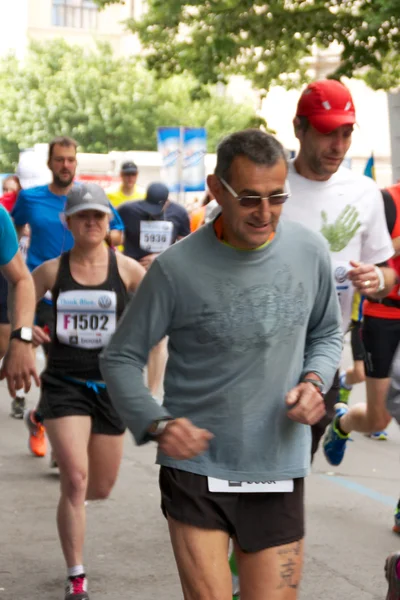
[0,272,9,324]
[350,320,365,362]
[159,466,304,552]
[39,371,125,435]
[362,316,400,379]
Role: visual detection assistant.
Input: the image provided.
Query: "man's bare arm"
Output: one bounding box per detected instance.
[3,251,35,330]
[0,251,40,395]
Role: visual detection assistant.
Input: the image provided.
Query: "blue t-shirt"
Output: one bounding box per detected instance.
[0,205,19,266]
[12,184,124,272]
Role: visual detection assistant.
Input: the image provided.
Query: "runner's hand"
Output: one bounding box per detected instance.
[139,253,158,271]
[158,417,214,460]
[32,325,51,348]
[286,383,326,425]
[0,339,40,397]
[348,260,380,295]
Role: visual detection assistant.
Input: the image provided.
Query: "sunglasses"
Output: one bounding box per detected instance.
[219,177,291,208]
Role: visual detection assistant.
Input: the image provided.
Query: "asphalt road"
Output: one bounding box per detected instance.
[0,340,399,599]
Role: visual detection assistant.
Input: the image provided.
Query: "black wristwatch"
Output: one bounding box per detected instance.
[10,327,33,343]
[302,378,324,394]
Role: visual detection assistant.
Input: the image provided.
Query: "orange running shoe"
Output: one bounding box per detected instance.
[24,410,47,457]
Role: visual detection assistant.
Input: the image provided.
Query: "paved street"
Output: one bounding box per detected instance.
[1,340,400,599]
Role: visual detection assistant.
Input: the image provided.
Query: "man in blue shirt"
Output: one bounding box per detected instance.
[0,206,39,398]
[12,137,124,272]
[12,137,124,457]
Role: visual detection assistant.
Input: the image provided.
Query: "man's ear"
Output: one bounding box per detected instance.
[207,174,223,207]
[293,117,302,140]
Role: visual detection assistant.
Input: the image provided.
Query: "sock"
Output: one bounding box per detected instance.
[396,559,400,580]
[16,388,25,399]
[68,565,85,578]
[335,416,349,437]
[340,372,352,391]
[32,410,43,424]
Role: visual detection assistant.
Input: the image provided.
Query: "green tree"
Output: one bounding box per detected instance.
[95,0,400,91]
[0,39,261,172]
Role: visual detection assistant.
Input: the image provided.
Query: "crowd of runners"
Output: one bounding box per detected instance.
[2,79,400,600]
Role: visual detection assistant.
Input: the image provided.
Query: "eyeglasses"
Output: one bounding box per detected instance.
[219,177,290,208]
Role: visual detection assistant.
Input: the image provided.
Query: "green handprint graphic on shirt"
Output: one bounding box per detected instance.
[320,205,361,252]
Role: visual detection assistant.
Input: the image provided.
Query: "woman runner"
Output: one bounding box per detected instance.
[31,183,149,600]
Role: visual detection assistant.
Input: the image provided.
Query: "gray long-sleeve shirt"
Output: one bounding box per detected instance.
[100,219,342,481]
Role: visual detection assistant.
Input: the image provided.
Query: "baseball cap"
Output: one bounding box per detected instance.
[16,150,52,189]
[296,80,356,134]
[65,183,111,217]
[121,161,138,175]
[140,183,169,216]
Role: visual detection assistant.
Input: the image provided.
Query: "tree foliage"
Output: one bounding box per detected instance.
[96,0,400,91]
[0,40,261,172]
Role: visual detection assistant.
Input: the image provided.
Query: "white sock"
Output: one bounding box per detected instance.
[68,565,85,578]
[16,388,25,398]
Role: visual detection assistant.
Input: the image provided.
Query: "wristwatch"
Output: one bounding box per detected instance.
[302,377,324,394]
[10,327,33,343]
[148,418,171,438]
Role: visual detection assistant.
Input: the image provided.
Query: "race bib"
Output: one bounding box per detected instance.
[140,221,173,253]
[333,260,353,332]
[56,289,117,349]
[207,477,294,493]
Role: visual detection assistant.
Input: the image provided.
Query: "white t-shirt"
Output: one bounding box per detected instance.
[283,161,393,330]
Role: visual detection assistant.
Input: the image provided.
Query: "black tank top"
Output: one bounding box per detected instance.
[46,248,129,380]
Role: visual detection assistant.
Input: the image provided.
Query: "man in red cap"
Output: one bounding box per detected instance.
[283,79,396,466]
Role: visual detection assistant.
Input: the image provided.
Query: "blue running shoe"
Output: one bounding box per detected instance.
[369,430,388,441]
[393,507,400,534]
[323,403,350,466]
[385,552,400,599]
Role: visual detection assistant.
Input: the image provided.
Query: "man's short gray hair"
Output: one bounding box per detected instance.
[215,129,287,182]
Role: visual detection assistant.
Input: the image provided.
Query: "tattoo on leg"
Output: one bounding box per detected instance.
[276,542,302,590]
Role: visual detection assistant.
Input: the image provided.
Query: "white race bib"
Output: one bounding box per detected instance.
[140,220,173,253]
[207,477,294,493]
[332,260,353,332]
[56,289,117,349]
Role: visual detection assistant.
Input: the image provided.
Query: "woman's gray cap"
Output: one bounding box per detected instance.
[65,183,112,216]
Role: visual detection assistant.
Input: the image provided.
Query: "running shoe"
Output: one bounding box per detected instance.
[11,396,26,419]
[368,430,388,441]
[323,403,350,466]
[393,508,400,534]
[385,552,400,599]
[65,574,89,600]
[24,410,47,457]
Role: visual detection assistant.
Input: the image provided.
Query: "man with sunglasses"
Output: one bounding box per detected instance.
[101,129,342,599]
[282,79,395,466]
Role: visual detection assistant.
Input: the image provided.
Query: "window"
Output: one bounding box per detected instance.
[52,0,98,29]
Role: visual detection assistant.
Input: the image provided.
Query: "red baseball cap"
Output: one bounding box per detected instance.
[296,80,356,134]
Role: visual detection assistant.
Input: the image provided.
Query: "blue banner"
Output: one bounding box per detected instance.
[183,127,207,192]
[157,127,181,193]
[157,127,207,194]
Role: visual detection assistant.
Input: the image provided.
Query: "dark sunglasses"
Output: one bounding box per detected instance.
[219,177,291,208]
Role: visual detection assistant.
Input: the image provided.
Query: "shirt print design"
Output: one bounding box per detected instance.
[320,205,361,252]
[195,265,308,352]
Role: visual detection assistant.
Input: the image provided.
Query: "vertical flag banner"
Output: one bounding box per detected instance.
[364,154,375,180]
[183,128,207,192]
[157,127,181,192]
